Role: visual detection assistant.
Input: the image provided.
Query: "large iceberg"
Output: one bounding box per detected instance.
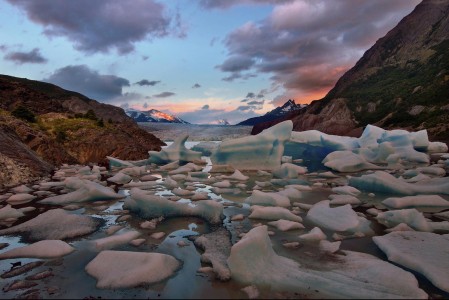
[227,226,426,298]
[148,135,202,164]
[211,121,292,171]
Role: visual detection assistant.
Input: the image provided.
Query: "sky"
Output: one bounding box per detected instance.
[0,0,421,124]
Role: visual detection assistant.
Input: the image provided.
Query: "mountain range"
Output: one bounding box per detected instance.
[253,0,449,143]
[238,99,307,126]
[125,108,189,124]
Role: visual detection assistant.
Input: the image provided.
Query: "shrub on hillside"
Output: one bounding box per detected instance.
[12,106,36,123]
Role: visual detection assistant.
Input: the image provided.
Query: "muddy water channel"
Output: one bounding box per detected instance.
[1,142,449,299]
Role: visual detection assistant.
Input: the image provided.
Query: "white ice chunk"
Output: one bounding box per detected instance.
[384,223,415,233]
[248,206,302,222]
[91,231,141,251]
[329,194,361,205]
[227,226,426,298]
[278,188,302,201]
[349,171,449,195]
[307,201,361,232]
[124,188,223,224]
[376,209,432,232]
[211,121,292,171]
[225,170,249,181]
[416,166,446,176]
[427,141,448,153]
[149,135,202,164]
[267,219,304,231]
[272,163,307,179]
[0,204,25,220]
[40,179,124,205]
[323,151,382,173]
[373,231,449,293]
[0,240,74,259]
[85,250,180,289]
[332,186,361,196]
[382,195,449,211]
[213,180,232,188]
[7,193,36,205]
[107,172,132,184]
[0,208,101,241]
[319,240,341,253]
[244,190,291,207]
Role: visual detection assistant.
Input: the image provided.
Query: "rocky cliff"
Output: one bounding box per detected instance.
[253,0,449,141]
[0,75,165,188]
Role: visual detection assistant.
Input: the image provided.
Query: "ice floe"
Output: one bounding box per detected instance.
[382,195,449,211]
[248,206,302,222]
[373,231,449,293]
[244,190,291,207]
[124,188,223,224]
[227,226,426,298]
[349,171,449,195]
[307,200,373,235]
[0,240,74,259]
[85,250,180,289]
[267,219,304,231]
[0,209,101,241]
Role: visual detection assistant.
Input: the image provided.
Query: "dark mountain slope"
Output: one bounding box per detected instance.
[253,0,449,141]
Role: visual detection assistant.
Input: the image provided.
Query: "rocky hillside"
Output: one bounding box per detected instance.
[253,0,449,141]
[0,75,165,188]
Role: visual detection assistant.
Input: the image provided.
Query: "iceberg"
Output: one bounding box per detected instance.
[148,135,202,164]
[211,121,292,171]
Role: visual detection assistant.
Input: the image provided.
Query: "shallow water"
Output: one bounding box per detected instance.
[1,142,449,299]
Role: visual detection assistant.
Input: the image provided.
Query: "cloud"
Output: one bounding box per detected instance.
[153,91,175,98]
[216,55,255,72]
[222,72,257,82]
[219,0,421,103]
[44,65,130,101]
[247,100,264,105]
[198,0,294,10]
[135,79,161,86]
[142,55,149,61]
[6,0,183,54]
[143,102,149,109]
[246,92,255,98]
[192,83,201,88]
[4,48,47,64]
[178,108,260,125]
[201,104,209,109]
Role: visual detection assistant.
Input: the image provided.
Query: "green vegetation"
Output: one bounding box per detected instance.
[11,106,36,123]
[331,39,449,128]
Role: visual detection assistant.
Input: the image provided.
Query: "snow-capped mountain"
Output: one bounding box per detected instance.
[212,119,231,126]
[267,99,307,117]
[125,108,189,124]
[237,99,307,126]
